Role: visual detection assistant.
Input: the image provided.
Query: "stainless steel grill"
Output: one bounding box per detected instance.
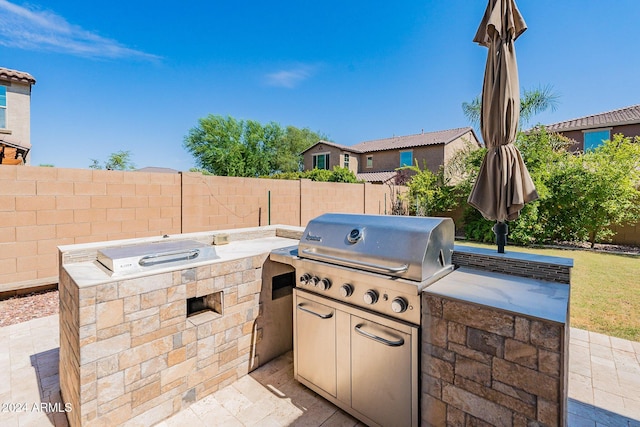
[273,213,456,427]
[299,212,454,284]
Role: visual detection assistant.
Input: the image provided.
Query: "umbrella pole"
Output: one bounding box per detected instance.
[493,221,508,253]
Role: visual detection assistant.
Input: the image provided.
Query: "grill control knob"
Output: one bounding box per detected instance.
[340,284,353,297]
[299,273,311,285]
[309,276,320,287]
[363,290,378,305]
[391,297,408,313]
[318,278,332,291]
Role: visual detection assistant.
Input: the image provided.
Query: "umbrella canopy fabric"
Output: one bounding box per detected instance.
[467,0,538,222]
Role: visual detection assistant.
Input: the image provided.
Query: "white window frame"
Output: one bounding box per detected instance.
[366,155,373,169]
[343,153,349,168]
[312,152,330,170]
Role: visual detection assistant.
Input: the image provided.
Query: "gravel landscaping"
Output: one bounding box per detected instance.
[0,289,59,327]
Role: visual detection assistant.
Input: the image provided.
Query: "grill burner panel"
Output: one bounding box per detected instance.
[97,240,218,275]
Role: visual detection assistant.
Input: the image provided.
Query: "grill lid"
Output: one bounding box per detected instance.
[299,213,454,282]
[97,240,218,275]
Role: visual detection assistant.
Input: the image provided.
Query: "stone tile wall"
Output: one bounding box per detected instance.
[421,294,567,427]
[453,250,571,284]
[59,254,269,427]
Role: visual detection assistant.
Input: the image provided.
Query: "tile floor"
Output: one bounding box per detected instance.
[1,314,639,426]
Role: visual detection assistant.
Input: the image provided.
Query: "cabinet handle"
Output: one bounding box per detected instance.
[297,304,334,319]
[354,324,404,347]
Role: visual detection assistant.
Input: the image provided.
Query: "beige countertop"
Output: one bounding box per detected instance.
[62,235,298,288]
[425,266,570,324]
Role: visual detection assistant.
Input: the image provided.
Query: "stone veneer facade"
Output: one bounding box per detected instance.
[59,254,268,427]
[421,247,570,427]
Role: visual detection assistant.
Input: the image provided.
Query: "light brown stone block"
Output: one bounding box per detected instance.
[141,289,167,309]
[96,299,124,330]
[443,300,514,337]
[505,338,538,369]
[442,383,512,427]
[493,357,559,401]
[132,380,161,408]
[81,333,131,365]
[97,371,124,405]
[168,347,186,366]
[161,358,196,388]
[96,283,118,303]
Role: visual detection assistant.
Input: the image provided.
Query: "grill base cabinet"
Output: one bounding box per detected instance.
[293,289,419,427]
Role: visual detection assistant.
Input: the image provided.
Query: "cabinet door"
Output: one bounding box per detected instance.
[351,316,413,427]
[295,296,337,396]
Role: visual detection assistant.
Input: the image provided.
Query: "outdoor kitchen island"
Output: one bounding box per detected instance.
[58,222,571,427]
[58,225,304,427]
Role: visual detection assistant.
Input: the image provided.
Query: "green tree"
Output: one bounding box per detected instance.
[183,115,325,177]
[544,134,640,247]
[267,166,360,183]
[89,150,135,170]
[462,85,559,129]
[401,161,459,216]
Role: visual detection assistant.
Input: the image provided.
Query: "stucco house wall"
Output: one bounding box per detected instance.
[0,67,36,165]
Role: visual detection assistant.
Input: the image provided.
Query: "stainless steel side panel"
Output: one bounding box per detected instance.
[351,316,414,427]
[293,294,337,397]
[293,289,418,427]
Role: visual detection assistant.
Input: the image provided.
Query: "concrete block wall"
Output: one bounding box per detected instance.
[0,166,181,289]
[1,166,403,291]
[59,253,268,427]
[421,294,567,427]
[181,173,300,233]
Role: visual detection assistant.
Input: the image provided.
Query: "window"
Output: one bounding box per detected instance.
[584,129,610,151]
[0,86,6,129]
[313,153,330,170]
[343,153,349,168]
[366,156,373,168]
[400,150,413,167]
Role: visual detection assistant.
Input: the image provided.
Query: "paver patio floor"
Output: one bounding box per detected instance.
[1,314,639,426]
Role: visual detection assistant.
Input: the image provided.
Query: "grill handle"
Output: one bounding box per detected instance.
[354,324,404,347]
[301,249,409,274]
[296,304,334,319]
[138,249,200,267]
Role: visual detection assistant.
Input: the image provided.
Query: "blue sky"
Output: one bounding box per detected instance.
[2,0,639,170]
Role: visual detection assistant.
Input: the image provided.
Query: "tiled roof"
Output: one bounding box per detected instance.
[301,140,363,155]
[351,127,475,153]
[0,67,36,85]
[0,135,30,149]
[356,171,397,183]
[544,104,640,132]
[302,127,477,156]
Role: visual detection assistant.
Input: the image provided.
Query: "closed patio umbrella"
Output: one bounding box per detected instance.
[467,0,538,253]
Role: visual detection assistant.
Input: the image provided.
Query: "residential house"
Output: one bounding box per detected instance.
[543,104,640,152]
[0,67,36,165]
[301,127,480,183]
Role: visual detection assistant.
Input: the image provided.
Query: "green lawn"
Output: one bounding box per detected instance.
[456,242,640,342]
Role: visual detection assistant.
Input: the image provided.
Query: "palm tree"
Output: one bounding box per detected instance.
[462,85,559,129]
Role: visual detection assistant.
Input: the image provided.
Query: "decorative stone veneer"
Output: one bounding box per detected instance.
[452,246,572,284]
[59,253,268,427]
[421,294,567,426]
[422,246,571,427]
